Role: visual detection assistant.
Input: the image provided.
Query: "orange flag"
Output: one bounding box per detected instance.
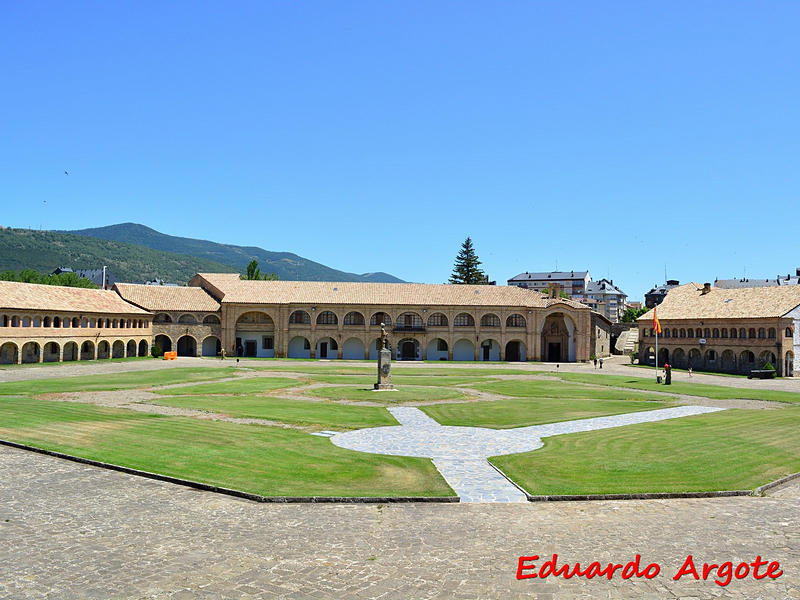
[652,307,662,335]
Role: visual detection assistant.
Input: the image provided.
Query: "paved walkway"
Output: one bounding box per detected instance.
[332,405,725,503]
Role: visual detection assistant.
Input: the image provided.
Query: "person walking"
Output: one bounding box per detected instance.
[594,357,598,369]
[599,357,604,369]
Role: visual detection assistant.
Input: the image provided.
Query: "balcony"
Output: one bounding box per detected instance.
[393,325,426,333]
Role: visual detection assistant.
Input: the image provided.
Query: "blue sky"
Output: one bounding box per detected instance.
[2,2,799,300]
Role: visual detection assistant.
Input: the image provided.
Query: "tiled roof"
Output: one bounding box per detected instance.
[194,273,589,310]
[113,283,220,312]
[637,283,800,321]
[508,270,588,282]
[715,277,799,289]
[0,280,150,314]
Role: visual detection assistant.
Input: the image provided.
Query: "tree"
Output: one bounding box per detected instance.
[621,306,649,323]
[241,260,279,281]
[448,237,488,284]
[541,287,569,299]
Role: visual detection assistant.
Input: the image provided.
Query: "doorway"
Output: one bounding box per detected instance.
[401,341,416,361]
[244,340,257,357]
[320,342,328,358]
[547,342,561,362]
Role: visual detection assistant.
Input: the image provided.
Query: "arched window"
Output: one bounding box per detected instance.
[427,313,448,327]
[757,328,765,339]
[22,317,31,327]
[396,312,423,330]
[153,313,172,324]
[706,350,717,362]
[730,328,737,339]
[712,328,719,338]
[480,314,500,327]
[749,328,756,339]
[695,328,702,338]
[768,328,776,339]
[687,328,694,338]
[672,328,678,338]
[316,311,338,325]
[721,328,728,338]
[664,329,671,338]
[454,313,475,327]
[289,310,311,324]
[72,317,80,328]
[787,327,794,338]
[33,317,41,327]
[739,328,746,338]
[203,315,220,324]
[703,328,710,338]
[370,312,392,326]
[343,311,365,326]
[679,329,686,338]
[178,314,197,324]
[506,314,526,328]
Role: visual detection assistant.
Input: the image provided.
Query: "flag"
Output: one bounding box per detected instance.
[652,307,662,335]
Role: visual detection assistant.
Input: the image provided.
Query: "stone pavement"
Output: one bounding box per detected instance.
[1,446,798,599]
[332,405,725,503]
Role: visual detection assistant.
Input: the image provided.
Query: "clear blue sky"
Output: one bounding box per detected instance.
[2,2,799,300]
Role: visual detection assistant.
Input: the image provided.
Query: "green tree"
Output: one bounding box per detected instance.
[241,260,279,281]
[448,237,488,284]
[541,287,569,299]
[621,306,649,323]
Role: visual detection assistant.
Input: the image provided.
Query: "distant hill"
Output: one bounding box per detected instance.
[64,223,405,283]
[0,228,238,284]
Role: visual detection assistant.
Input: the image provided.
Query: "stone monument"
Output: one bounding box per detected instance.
[374,323,395,390]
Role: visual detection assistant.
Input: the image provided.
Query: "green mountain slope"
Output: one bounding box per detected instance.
[0,228,238,284]
[64,223,404,283]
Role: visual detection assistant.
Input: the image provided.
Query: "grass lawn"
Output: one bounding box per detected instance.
[0,367,240,396]
[306,385,467,403]
[421,397,674,429]
[628,364,747,378]
[149,394,397,429]
[253,365,533,377]
[491,406,800,495]
[550,372,800,403]
[0,397,453,497]
[306,374,497,387]
[152,376,300,396]
[469,379,672,402]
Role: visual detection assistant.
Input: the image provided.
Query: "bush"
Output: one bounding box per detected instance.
[150,345,163,358]
[629,351,637,365]
[763,361,775,371]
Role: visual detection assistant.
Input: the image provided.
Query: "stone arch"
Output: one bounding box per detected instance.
[11,315,20,327]
[342,337,365,360]
[479,313,501,328]
[43,316,52,327]
[785,351,794,377]
[688,348,701,368]
[370,312,392,326]
[672,348,686,369]
[0,342,19,364]
[21,316,31,327]
[427,313,448,327]
[97,340,111,359]
[202,336,221,357]
[80,341,95,361]
[453,338,475,361]
[739,350,755,370]
[396,337,421,361]
[315,336,338,359]
[540,312,576,362]
[343,311,365,326]
[237,311,274,328]
[658,347,669,365]
[154,335,172,353]
[138,340,149,357]
[453,313,475,327]
[506,314,526,328]
[395,312,423,331]
[63,341,79,362]
[427,338,448,360]
[316,311,338,326]
[289,310,311,325]
[112,340,125,359]
[43,341,60,362]
[758,350,776,368]
[721,349,736,373]
[178,314,197,325]
[176,335,197,357]
[154,313,172,324]
[72,317,81,328]
[768,327,776,339]
[505,340,527,362]
[21,341,40,363]
[203,314,220,325]
[479,338,501,361]
[288,336,311,359]
[126,340,137,357]
[704,349,717,366]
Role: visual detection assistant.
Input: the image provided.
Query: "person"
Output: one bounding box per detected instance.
[599,357,604,369]
[664,362,672,385]
[593,358,598,369]
[688,365,693,377]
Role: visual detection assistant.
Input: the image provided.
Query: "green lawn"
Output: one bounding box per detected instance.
[491,407,800,495]
[0,367,240,396]
[469,379,671,402]
[149,394,397,429]
[306,385,467,403]
[422,397,674,429]
[253,365,533,377]
[550,372,800,403]
[0,397,453,497]
[306,374,496,387]
[152,376,300,396]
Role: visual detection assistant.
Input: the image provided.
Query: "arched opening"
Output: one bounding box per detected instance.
[704,349,717,367]
[43,316,51,327]
[288,336,311,359]
[43,342,60,362]
[658,347,669,365]
[739,351,755,373]
[80,341,95,361]
[505,340,526,362]
[369,337,387,360]
[63,341,79,362]
[153,313,172,324]
[138,340,149,357]
[112,340,125,359]
[22,316,31,327]
[758,351,776,369]
[480,314,500,328]
[0,342,19,364]
[343,312,365,326]
[316,337,338,359]
[177,314,197,324]
[126,340,137,357]
[785,351,794,377]
[427,313,448,327]
[235,312,275,357]
[672,348,686,369]
[97,340,110,359]
[21,341,40,363]
[688,348,701,369]
[202,336,222,357]
[203,314,220,324]
[370,312,392,326]
[70,317,79,328]
[177,336,196,357]
[289,310,311,325]
[427,338,448,361]
[453,313,475,328]
[316,311,338,326]
[154,335,172,353]
[453,339,475,361]
[396,338,421,361]
[395,312,423,331]
[506,314,526,328]
[721,350,736,373]
[541,312,575,362]
[342,337,365,360]
[479,339,501,361]
[10,316,20,327]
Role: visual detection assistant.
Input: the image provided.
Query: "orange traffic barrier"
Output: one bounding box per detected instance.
[163,351,178,360]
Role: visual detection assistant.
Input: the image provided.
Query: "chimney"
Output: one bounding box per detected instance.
[551,283,562,298]
[701,282,711,295]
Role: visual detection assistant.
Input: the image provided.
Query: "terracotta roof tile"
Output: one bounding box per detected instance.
[114,283,220,312]
[0,280,150,315]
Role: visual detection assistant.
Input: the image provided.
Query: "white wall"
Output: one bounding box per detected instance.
[342,338,365,360]
[288,336,310,359]
[453,339,474,361]
[480,340,501,361]
[426,339,448,361]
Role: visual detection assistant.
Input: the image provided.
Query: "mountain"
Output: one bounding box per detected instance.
[63,223,405,283]
[0,228,239,284]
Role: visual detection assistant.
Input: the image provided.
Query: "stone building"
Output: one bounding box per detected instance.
[191,273,606,362]
[637,283,800,376]
[644,280,681,308]
[0,280,151,364]
[113,284,222,357]
[507,270,590,299]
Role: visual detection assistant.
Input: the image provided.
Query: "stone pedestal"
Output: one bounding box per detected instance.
[374,347,395,390]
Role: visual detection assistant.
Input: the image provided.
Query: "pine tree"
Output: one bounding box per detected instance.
[448,237,488,284]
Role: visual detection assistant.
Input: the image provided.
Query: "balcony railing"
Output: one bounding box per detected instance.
[393,325,426,332]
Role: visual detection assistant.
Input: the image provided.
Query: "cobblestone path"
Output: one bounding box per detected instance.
[2,446,798,599]
[332,405,725,503]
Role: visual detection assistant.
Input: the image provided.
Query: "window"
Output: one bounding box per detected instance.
[262,336,274,350]
[758,328,766,339]
[730,328,737,339]
[712,328,719,338]
[672,328,678,338]
[707,350,717,361]
[316,311,338,325]
[506,314,526,328]
[437,339,448,352]
[787,327,794,338]
[696,328,702,338]
[768,328,776,339]
[43,316,51,327]
[22,317,31,327]
[679,329,686,338]
[454,313,475,327]
[289,310,311,324]
[370,312,392,326]
[427,313,448,327]
[749,328,756,339]
[687,328,694,338]
[343,312,364,326]
[480,314,500,327]
[203,315,220,324]
[303,339,310,350]
[396,312,423,329]
[739,328,746,338]
[704,328,710,339]
[721,328,728,338]
[664,329,670,338]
